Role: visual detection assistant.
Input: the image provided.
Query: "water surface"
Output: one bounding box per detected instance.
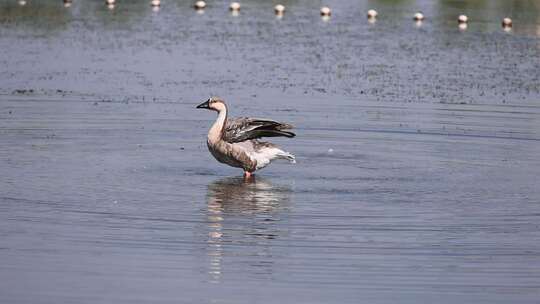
[1,0,540,303]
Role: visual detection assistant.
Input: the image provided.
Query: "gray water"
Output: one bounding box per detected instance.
[1,0,540,303]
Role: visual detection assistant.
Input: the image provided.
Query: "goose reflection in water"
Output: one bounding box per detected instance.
[205,177,291,283]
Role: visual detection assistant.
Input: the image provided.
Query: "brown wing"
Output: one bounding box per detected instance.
[223,117,295,143]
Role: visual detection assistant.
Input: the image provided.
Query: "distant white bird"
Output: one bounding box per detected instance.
[502,17,512,27]
[414,12,424,21]
[320,6,331,16]
[194,1,206,9]
[196,97,296,179]
[229,2,240,11]
[367,9,378,19]
[274,4,285,15]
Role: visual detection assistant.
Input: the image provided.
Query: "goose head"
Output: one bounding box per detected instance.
[196,97,227,112]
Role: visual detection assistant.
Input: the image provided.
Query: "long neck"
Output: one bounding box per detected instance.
[207,106,227,144]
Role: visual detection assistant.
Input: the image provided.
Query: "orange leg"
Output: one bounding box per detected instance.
[243,171,253,179]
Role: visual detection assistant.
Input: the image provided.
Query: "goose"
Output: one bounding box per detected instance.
[196,97,296,179]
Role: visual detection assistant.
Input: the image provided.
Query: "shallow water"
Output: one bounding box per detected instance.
[1,0,540,303]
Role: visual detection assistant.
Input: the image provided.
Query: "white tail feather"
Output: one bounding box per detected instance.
[278,152,296,164]
[253,148,296,170]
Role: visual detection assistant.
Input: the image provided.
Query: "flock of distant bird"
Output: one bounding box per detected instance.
[16,0,514,31]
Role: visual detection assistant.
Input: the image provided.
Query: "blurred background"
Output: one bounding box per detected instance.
[1,0,539,103]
